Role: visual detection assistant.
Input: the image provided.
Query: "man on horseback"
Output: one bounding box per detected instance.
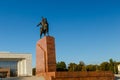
[37,17,49,38]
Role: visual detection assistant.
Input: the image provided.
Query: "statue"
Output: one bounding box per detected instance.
[37,17,49,38]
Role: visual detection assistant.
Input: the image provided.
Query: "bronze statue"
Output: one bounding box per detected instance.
[37,17,49,38]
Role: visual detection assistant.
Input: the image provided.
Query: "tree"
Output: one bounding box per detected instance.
[68,62,78,71]
[109,58,114,73]
[77,61,86,71]
[86,64,98,71]
[100,62,109,71]
[56,61,67,71]
[113,61,118,74]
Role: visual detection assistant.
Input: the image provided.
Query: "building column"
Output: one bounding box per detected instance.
[17,60,21,76]
[17,59,27,76]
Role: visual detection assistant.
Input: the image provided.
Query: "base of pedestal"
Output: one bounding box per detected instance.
[36,71,114,80]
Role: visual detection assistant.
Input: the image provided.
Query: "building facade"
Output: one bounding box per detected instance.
[0,52,32,77]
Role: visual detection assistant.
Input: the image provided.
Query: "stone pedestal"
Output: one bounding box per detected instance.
[36,36,114,80]
[36,36,56,75]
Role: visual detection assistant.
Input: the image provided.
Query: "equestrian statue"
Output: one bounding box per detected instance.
[37,17,49,38]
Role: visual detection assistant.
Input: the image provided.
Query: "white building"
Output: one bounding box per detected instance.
[118,64,120,74]
[0,52,32,77]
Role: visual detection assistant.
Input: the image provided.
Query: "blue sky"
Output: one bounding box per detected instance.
[0,0,120,67]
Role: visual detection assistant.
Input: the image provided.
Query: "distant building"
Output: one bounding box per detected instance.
[0,52,32,77]
[118,64,120,74]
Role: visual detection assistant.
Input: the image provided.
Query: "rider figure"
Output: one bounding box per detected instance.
[41,17,47,31]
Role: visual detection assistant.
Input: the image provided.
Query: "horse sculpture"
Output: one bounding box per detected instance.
[37,17,49,38]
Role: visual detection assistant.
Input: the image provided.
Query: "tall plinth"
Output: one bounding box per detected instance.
[36,36,114,80]
[36,36,56,75]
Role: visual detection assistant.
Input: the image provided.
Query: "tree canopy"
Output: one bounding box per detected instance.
[56,59,119,74]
